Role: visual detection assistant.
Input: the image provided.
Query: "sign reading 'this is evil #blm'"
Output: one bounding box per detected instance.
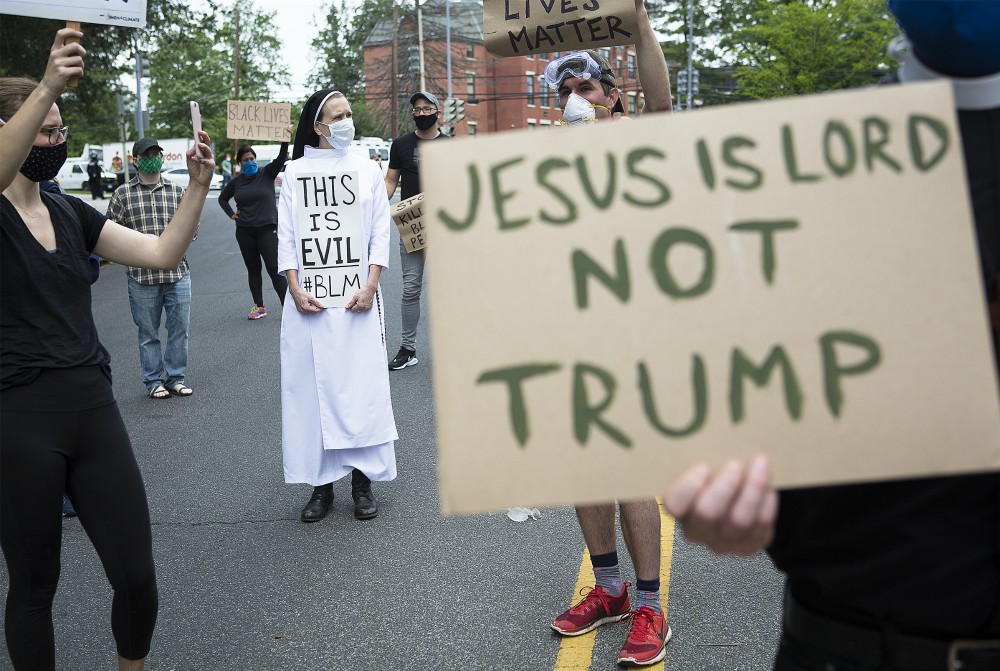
[295,172,363,309]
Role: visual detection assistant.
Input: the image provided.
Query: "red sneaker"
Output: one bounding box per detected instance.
[617,606,671,666]
[551,584,630,636]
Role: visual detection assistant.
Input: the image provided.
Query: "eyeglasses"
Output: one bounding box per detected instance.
[39,125,70,145]
[412,107,438,115]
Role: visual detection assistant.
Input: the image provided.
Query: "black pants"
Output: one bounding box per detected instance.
[235,224,287,307]
[89,180,103,200]
[1,368,158,670]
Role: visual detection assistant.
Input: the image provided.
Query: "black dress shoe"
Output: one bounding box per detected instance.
[351,469,378,520]
[300,484,334,522]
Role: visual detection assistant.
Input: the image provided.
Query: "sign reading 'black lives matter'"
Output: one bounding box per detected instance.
[295,172,363,309]
[422,81,1000,515]
[484,0,639,58]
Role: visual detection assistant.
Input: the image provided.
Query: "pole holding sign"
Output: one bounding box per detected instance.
[483,0,639,58]
[421,81,1000,515]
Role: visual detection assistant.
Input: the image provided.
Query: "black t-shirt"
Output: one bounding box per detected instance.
[217,143,288,228]
[388,131,450,200]
[0,191,109,390]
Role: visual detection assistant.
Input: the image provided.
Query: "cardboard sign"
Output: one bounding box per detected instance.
[0,0,147,27]
[422,81,1000,515]
[295,172,363,308]
[392,193,427,253]
[483,0,639,58]
[226,100,292,141]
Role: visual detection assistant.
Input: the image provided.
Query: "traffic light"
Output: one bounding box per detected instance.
[677,68,700,96]
[443,98,466,125]
[137,51,151,79]
[406,45,420,75]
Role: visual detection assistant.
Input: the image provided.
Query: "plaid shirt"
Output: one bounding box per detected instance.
[107,176,188,285]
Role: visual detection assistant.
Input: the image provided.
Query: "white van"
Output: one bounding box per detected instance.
[54,159,116,192]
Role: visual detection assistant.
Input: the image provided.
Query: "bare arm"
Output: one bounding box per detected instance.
[94,133,215,268]
[0,29,84,191]
[662,455,778,556]
[634,0,672,114]
[384,168,400,200]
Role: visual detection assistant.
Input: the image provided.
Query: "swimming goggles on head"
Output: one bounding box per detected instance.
[543,52,611,90]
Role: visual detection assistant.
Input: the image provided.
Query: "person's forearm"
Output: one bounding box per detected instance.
[635,1,672,114]
[384,175,398,200]
[151,183,210,267]
[366,264,382,290]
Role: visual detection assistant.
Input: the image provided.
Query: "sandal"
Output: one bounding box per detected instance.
[149,384,170,399]
[168,382,193,397]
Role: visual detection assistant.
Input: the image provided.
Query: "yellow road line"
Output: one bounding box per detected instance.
[553,504,677,671]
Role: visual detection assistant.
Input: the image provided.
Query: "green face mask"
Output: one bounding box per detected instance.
[137,155,163,174]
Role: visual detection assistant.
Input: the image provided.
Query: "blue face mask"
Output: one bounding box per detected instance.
[242,160,258,177]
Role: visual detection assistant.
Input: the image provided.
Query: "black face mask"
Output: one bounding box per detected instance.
[19,143,68,182]
[414,114,437,131]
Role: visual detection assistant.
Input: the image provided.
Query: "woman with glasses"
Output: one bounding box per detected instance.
[0,29,216,671]
[277,88,398,523]
[217,135,292,320]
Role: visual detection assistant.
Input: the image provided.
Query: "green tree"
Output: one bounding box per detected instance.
[144,0,290,149]
[309,0,395,136]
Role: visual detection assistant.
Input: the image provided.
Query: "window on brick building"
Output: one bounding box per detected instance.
[528,119,536,130]
[468,122,477,136]
[466,43,475,58]
[627,53,635,79]
[526,74,535,105]
[467,73,475,98]
[628,92,637,115]
[539,78,549,107]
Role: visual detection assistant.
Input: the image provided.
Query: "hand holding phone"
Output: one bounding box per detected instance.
[190,101,203,158]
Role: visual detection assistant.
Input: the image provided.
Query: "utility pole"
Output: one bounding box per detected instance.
[234,9,241,155]
[445,0,452,99]
[686,0,694,111]
[134,49,145,139]
[391,3,399,135]
[416,0,426,92]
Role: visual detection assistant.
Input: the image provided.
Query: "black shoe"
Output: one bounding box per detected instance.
[351,469,378,520]
[300,484,334,522]
[389,347,418,370]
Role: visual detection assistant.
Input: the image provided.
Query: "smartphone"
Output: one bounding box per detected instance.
[190,101,203,158]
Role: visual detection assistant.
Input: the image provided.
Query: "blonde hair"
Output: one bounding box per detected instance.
[0,77,40,123]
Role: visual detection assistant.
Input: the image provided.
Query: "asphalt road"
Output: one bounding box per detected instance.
[1,190,785,671]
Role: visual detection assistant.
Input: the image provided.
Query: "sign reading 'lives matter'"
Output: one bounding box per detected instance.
[296,172,363,309]
[422,81,1000,515]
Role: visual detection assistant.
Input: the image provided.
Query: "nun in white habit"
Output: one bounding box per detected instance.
[277,89,398,522]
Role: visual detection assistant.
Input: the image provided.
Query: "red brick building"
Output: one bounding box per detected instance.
[363,0,644,137]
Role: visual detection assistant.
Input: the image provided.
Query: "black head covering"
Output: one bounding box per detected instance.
[293,88,340,159]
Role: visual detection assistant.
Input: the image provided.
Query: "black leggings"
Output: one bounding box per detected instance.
[235,224,287,307]
[1,369,157,670]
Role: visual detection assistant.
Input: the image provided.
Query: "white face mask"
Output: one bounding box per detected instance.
[317,118,355,149]
[562,92,601,126]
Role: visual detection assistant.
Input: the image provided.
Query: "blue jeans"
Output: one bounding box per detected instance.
[127,275,191,391]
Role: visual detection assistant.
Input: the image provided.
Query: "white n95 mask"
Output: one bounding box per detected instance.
[561,92,606,126]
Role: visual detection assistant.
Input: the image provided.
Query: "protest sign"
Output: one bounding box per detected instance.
[227,100,292,141]
[0,0,147,27]
[483,0,638,57]
[295,172,363,308]
[422,81,1000,515]
[392,193,427,253]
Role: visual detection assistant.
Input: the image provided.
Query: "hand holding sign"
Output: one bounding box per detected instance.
[39,27,85,97]
[663,456,778,557]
